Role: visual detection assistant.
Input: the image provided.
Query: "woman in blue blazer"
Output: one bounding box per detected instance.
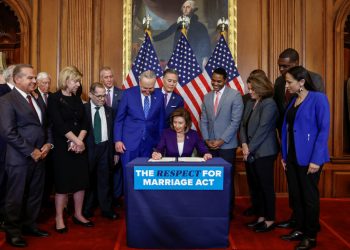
[152,108,212,160]
[281,66,330,250]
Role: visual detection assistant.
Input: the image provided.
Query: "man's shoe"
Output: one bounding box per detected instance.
[0,220,5,232]
[6,235,27,248]
[102,211,120,220]
[276,219,296,229]
[247,220,265,228]
[255,222,275,233]
[281,230,304,241]
[22,227,49,237]
[295,238,316,250]
[243,207,255,216]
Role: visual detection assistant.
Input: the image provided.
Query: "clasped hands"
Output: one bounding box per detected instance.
[281,159,320,174]
[68,140,85,154]
[31,143,52,162]
[205,139,224,151]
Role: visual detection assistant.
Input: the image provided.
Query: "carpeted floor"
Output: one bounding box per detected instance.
[0,197,349,250]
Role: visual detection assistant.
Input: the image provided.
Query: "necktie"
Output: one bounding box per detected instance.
[214,91,220,116]
[27,95,40,120]
[44,93,48,105]
[94,106,102,144]
[164,93,168,108]
[105,89,111,107]
[144,96,150,118]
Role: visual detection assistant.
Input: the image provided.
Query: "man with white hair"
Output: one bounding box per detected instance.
[35,72,51,107]
[114,70,164,168]
[153,0,211,68]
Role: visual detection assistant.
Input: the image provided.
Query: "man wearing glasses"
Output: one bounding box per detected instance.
[83,82,119,220]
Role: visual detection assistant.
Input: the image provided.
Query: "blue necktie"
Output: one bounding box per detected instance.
[144,96,150,118]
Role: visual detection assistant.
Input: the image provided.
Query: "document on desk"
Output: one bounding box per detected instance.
[148,157,177,162]
[178,157,205,162]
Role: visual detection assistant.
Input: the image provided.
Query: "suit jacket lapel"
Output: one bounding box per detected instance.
[105,106,112,136]
[207,91,215,116]
[13,89,41,124]
[215,88,228,117]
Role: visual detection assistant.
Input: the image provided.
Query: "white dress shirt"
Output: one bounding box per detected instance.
[16,87,42,124]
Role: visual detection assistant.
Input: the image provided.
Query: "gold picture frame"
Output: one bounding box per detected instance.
[122,0,237,78]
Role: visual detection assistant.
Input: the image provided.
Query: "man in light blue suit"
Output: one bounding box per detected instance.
[161,68,184,128]
[114,70,164,168]
[200,67,243,213]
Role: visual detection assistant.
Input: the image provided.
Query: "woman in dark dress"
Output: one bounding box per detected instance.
[48,66,92,233]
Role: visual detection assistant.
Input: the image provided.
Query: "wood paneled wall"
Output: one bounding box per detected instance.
[6,0,350,197]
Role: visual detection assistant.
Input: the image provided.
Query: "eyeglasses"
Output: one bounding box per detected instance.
[92,93,107,99]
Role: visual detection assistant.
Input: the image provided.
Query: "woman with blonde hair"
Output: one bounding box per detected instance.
[48,66,92,233]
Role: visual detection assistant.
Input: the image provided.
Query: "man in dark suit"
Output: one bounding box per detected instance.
[83,82,118,220]
[161,68,184,128]
[0,65,15,231]
[0,64,53,247]
[35,72,51,107]
[273,48,324,231]
[114,70,164,168]
[100,66,124,206]
[34,72,54,209]
[274,48,324,133]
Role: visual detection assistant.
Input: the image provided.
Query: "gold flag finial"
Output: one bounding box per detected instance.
[217,17,229,37]
[177,15,190,37]
[143,15,152,37]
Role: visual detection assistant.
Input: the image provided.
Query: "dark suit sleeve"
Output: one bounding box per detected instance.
[0,97,35,157]
[239,102,251,145]
[248,100,278,154]
[311,73,325,92]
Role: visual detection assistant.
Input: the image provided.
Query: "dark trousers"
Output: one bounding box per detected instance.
[5,161,45,236]
[42,153,54,206]
[286,161,321,238]
[246,155,276,220]
[113,160,123,199]
[84,141,113,213]
[210,148,236,209]
[0,159,6,222]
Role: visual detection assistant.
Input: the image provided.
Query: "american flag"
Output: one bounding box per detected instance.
[167,33,211,132]
[123,32,163,89]
[204,34,245,95]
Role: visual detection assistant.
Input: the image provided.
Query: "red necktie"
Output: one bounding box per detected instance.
[27,95,40,120]
[214,91,220,116]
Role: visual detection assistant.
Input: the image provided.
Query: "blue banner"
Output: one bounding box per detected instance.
[134,166,224,190]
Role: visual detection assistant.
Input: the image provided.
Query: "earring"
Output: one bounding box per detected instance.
[299,87,303,93]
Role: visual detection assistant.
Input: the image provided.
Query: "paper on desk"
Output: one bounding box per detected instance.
[178,157,205,162]
[148,157,177,162]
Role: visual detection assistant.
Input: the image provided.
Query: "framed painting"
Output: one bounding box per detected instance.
[123,0,237,77]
